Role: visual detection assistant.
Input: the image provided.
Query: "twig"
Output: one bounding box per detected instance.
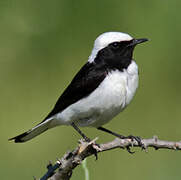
[39,136,181,180]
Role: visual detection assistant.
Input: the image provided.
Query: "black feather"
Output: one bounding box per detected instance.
[42,40,134,122]
[42,62,107,122]
[8,131,29,143]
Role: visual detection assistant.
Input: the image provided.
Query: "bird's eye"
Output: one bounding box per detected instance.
[112,42,119,48]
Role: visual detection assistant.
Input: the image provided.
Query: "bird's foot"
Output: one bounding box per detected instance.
[117,134,142,146]
[126,135,142,146]
[79,137,100,160]
[116,135,143,153]
[83,136,91,143]
[124,135,144,153]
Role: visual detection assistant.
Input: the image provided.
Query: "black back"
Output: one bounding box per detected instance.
[43,62,108,121]
[42,40,135,121]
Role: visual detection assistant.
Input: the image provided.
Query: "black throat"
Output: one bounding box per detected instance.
[94,40,135,72]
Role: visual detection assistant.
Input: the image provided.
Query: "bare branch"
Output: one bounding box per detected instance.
[39,136,181,180]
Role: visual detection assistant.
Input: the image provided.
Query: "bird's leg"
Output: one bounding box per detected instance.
[97,126,143,151]
[71,122,91,142]
[97,126,126,139]
[71,122,99,159]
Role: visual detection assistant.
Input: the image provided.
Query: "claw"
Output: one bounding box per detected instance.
[79,138,100,160]
[126,146,135,154]
[90,141,100,160]
[127,135,143,147]
[123,135,144,153]
[83,136,91,142]
[93,150,98,160]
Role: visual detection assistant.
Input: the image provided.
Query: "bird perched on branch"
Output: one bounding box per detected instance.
[9,32,148,143]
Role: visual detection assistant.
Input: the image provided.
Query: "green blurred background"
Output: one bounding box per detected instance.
[1,0,181,179]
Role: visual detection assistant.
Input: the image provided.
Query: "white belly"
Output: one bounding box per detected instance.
[53,61,138,127]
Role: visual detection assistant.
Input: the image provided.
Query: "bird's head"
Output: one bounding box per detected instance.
[88,32,148,70]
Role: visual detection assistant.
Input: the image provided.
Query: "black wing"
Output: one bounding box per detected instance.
[42,62,107,121]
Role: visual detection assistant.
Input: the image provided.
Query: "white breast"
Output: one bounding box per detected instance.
[53,61,138,127]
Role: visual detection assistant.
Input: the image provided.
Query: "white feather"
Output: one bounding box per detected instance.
[50,61,138,128]
[10,32,140,143]
[88,32,133,63]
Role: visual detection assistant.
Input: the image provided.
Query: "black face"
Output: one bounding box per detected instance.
[94,38,147,71]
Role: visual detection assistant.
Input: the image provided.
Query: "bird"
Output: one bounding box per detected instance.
[9,32,148,143]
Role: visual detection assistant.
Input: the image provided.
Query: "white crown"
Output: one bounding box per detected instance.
[88,32,133,63]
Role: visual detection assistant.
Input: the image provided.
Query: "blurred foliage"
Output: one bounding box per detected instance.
[1,0,181,179]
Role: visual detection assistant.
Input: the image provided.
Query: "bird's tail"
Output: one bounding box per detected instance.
[9,120,51,143]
